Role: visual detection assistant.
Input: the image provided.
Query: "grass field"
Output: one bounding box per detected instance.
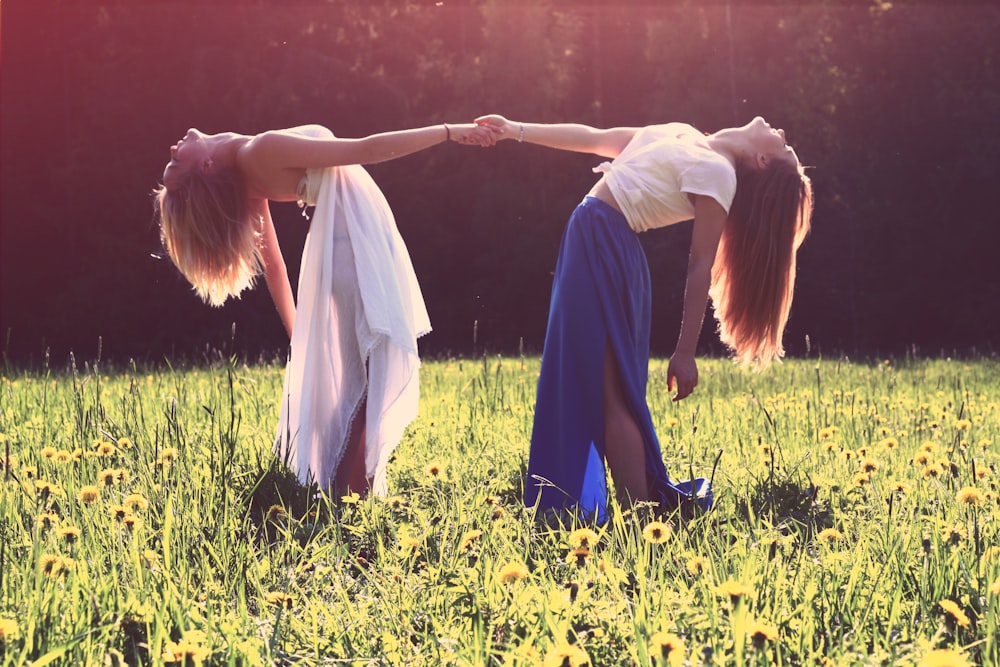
[1,355,998,666]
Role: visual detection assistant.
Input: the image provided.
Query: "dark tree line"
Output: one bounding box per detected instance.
[2,0,998,367]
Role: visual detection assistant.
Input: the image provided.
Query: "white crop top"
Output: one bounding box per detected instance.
[594,123,737,233]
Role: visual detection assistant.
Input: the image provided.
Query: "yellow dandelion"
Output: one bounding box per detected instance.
[922,464,943,479]
[497,562,529,584]
[860,458,880,474]
[162,638,211,665]
[975,467,989,480]
[567,548,591,567]
[748,621,779,645]
[945,523,967,545]
[686,555,707,576]
[387,495,407,510]
[648,631,686,667]
[340,492,360,505]
[21,465,37,479]
[115,468,130,484]
[914,452,932,466]
[40,446,57,459]
[889,480,912,494]
[458,529,483,552]
[265,591,294,610]
[98,469,117,486]
[920,441,938,453]
[159,447,179,462]
[842,449,856,461]
[123,493,149,510]
[823,441,838,453]
[852,472,871,487]
[879,437,899,449]
[54,450,72,463]
[57,526,82,544]
[265,504,286,522]
[857,446,871,457]
[36,512,58,530]
[817,528,844,544]
[94,441,116,457]
[117,437,134,450]
[39,554,63,576]
[109,504,130,522]
[123,515,142,530]
[542,642,590,667]
[73,448,85,461]
[142,550,158,566]
[642,521,672,544]
[819,427,836,440]
[492,505,506,520]
[425,461,446,479]
[953,419,972,431]
[956,486,985,507]
[0,618,18,642]
[665,417,680,428]
[568,527,600,549]
[717,579,755,604]
[77,485,101,505]
[938,599,970,628]
[918,648,970,667]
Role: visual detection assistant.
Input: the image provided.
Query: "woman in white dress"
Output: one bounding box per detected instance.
[154,122,497,496]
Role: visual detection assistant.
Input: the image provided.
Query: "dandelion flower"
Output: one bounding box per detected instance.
[265,591,294,610]
[920,441,938,453]
[124,493,149,510]
[860,458,880,474]
[387,496,407,511]
[922,464,943,479]
[94,440,116,457]
[686,555,707,576]
[879,437,899,449]
[852,472,871,487]
[817,528,844,544]
[425,461,446,479]
[159,447,179,462]
[945,523,966,545]
[819,427,836,440]
[748,621,779,646]
[938,599,970,628]
[648,631,686,666]
[458,529,483,552]
[39,554,64,576]
[913,452,931,466]
[497,562,529,584]
[36,512,58,530]
[918,648,970,667]
[542,642,590,667]
[889,480,912,494]
[642,521,672,544]
[665,417,680,428]
[117,437,134,450]
[54,450,72,463]
[40,446,57,459]
[162,637,210,665]
[57,526,82,544]
[77,485,101,505]
[953,419,972,431]
[717,579,755,604]
[98,469,117,486]
[956,486,985,507]
[21,465,37,479]
[340,492,360,505]
[123,515,142,530]
[568,527,599,549]
[0,618,18,642]
[142,550,158,566]
[567,548,590,567]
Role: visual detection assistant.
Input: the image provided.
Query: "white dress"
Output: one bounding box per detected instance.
[275,155,430,495]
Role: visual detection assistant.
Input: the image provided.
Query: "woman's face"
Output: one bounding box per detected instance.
[745,116,799,167]
[162,128,212,189]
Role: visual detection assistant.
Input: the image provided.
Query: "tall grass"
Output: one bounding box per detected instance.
[1,355,997,666]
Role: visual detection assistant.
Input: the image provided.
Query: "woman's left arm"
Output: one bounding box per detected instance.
[245,123,496,170]
[667,195,727,400]
[255,200,295,338]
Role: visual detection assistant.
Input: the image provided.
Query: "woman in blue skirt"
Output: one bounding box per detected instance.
[476,114,813,520]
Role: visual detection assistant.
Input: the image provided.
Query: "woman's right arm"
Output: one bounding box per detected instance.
[474,114,639,159]
[255,200,295,339]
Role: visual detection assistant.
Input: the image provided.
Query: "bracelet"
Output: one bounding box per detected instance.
[444,123,451,142]
[518,123,524,143]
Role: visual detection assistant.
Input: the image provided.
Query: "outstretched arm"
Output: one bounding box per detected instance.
[255,200,295,338]
[667,195,727,401]
[244,123,498,170]
[474,114,639,159]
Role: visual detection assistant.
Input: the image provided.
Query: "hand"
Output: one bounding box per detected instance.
[448,123,500,147]
[474,114,516,139]
[667,352,698,402]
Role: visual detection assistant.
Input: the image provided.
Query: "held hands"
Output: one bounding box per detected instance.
[667,352,698,402]
[448,122,501,147]
[474,114,517,139]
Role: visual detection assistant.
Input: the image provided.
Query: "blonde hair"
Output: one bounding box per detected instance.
[709,157,813,367]
[154,166,261,306]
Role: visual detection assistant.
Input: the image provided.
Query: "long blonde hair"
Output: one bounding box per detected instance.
[154,166,261,306]
[709,158,813,367]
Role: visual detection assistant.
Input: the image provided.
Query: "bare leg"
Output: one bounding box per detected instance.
[603,343,649,506]
[334,395,371,498]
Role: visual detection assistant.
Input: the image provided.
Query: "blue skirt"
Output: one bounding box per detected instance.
[525,197,709,521]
